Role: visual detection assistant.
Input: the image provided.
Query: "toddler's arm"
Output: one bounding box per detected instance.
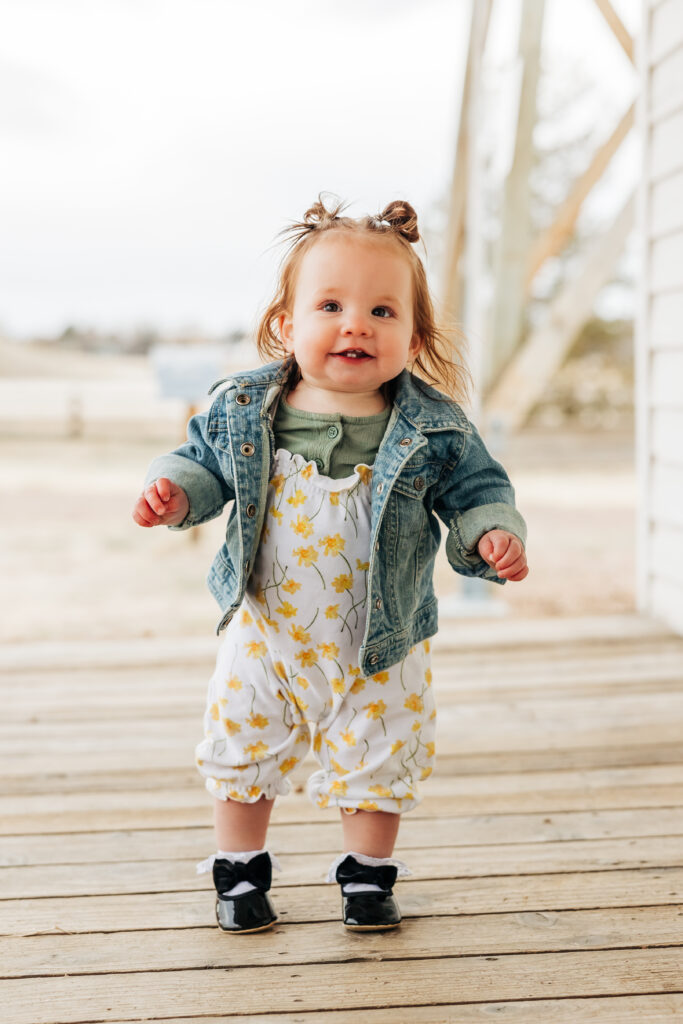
[132,477,189,528]
[433,419,527,586]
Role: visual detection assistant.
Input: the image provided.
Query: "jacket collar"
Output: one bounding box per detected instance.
[210,358,471,434]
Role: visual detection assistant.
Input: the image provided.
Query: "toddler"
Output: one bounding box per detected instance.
[133,196,528,933]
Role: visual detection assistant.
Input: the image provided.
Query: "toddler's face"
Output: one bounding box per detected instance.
[279,231,421,404]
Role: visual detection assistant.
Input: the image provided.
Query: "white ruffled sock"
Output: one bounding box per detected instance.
[326,850,412,893]
[196,848,282,896]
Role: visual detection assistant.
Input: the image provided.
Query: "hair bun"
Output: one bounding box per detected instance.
[303,192,347,227]
[377,200,420,243]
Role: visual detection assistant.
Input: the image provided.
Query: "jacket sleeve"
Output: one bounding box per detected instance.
[432,419,527,585]
[144,408,235,530]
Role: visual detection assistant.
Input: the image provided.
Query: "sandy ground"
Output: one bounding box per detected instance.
[0,421,636,644]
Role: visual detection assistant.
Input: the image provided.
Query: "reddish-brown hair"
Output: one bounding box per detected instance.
[256,193,472,403]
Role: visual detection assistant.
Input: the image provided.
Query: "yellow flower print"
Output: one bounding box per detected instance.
[234,764,250,772]
[218,697,228,707]
[240,609,253,626]
[301,463,314,479]
[228,788,244,801]
[340,729,356,746]
[293,545,318,567]
[289,623,311,644]
[291,514,314,538]
[295,648,317,668]
[331,677,345,694]
[330,779,348,795]
[425,741,435,758]
[325,738,339,753]
[420,766,433,780]
[348,665,361,677]
[264,616,280,632]
[358,799,379,811]
[356,465,372,485]
[256,618,266,635]
[317,641,340,660]
[317,793,330,807]
[372,671,390,685]
[350,677,366,694]
[273,660,288,681]
[275,600,298,618]
[423,639,431,653]
[196,758,204,766]
[246,641,268,659]
[368,784,393,798]
[226,675,242,691]
[364,700,387,720]
[253,586,267,606]
[287,488,306,507]
[293,694,309,713]
[330,758,349,776]
[313,731,322,752]
[429,709,436,721]
[282,579,302,594]
[325,604,339,619]
[296,675,309,689]
[247,712,269,729]
[270,507,283,523]
[319,533,345,556]
[390,740,404,755]
[222,718,241,735]
[404,693,424,713]
[332,572,353,593]
[269,473,285,494]
[329,492,340,506]
[247,785,262,798]
[412,720,421,732]
[209,702,220,721]
[356,558,370,571]
[260,525,270,543]
[279,756,298,774]
[425,668,433,685]
[243,740,269,760]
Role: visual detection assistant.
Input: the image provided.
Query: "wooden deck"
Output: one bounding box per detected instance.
[3,613,683,1022]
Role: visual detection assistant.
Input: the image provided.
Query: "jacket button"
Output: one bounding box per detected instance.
[414,476,425,490]
[246,503,257,517]
[375,598,382,610]
[236,393,251,405]
[399,437,412,446]
[314,458,324,470]
[327,425,339,439]
[376,482,384,494]
[240,442,255,456]
[369,654,379,665]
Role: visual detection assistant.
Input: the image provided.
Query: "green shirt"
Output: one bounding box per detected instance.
[273,396,391,480]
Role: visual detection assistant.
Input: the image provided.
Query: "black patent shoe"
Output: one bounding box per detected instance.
[213,853,278,934]
[335,854,402,931]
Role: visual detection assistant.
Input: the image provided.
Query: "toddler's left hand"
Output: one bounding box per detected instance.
[477,530,529,582]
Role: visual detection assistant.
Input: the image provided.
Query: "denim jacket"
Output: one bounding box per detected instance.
[145,358,527,674]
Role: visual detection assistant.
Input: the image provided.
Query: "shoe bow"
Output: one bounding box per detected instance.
[335,854,398,892]
[213,852,273,895]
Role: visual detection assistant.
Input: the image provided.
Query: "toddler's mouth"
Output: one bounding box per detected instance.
[332,349,373,361]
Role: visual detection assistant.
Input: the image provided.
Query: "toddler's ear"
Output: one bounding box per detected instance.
[409,333,423,359]
[279,313,295,354]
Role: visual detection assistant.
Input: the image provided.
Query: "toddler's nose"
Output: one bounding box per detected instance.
[341,312,371,337]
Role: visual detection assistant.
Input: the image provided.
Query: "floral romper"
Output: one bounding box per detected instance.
[195,449,436,814]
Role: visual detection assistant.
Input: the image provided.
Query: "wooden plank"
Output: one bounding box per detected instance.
[90,997,683,1024]
[650,231,683,292]
[650,111,683,184]
[651,0,683,65]
[650,45,683,123]
[593,0,635,62]
[651,348,683,404]
[4,835,683,899]
[3,904,683,978]
[6,807,683,867]
[4,949,683,1024]
[650,289,683,348]
[4,868,683,937]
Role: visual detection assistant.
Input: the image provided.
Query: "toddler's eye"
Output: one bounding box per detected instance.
[322,301,340,312]
[372,306,392,318]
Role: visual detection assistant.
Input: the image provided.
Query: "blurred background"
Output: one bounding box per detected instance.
[1,0,642,643]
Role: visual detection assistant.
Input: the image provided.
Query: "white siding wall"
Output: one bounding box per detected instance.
[636,0,683,634]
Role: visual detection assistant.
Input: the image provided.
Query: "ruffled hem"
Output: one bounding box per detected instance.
[274,448,373,493]
[204,776,291,803]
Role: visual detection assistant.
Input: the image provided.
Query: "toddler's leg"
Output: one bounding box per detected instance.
[214,794,275,851]
[340,808,400,858]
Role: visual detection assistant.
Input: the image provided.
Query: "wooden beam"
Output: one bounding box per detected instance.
[483,193,635,433]
[440,0,493,324]
[592,0,635,64]
[525,102,635,289]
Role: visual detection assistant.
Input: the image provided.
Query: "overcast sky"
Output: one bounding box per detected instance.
[2,0,639,339]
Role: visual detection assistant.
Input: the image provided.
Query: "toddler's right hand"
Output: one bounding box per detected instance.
[132,478,190,528]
